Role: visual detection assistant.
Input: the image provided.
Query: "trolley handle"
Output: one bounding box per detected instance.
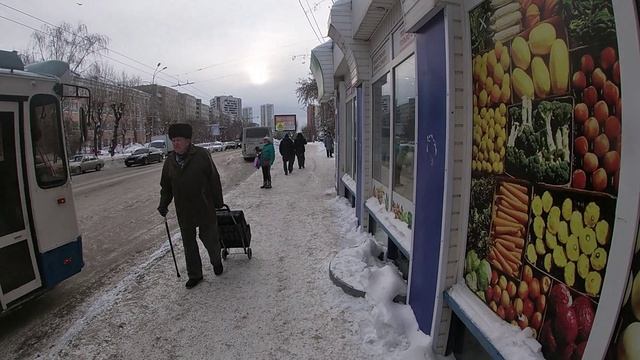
[217,204,231,211]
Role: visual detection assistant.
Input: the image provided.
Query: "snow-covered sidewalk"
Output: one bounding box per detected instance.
[46,143,441,360]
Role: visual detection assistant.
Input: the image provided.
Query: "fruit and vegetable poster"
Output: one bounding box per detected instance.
[605,231,640,359]
[465,0,621,358]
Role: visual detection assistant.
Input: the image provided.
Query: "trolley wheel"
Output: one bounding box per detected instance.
[221,248,228,260]
[247,248,252,259]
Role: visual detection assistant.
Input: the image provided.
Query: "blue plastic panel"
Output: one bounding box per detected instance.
[408,10,447,333]
[39,237,84,288]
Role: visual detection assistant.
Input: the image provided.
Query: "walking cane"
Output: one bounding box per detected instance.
[164,216,181,278]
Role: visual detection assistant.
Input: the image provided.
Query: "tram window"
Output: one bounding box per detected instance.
[30,94,68,188]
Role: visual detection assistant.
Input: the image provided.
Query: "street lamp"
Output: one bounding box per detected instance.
[151,63,167,138]
[152,62,167,85]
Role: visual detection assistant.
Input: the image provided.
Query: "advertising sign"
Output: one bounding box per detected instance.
[274,114,296,132]
[211,124,220,136]
[464,1,621,358]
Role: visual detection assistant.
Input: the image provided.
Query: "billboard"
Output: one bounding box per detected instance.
[210,124,220,136]
[274,114,296,132]
[463,0,623,358]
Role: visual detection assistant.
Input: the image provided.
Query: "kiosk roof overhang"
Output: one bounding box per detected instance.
[353,0,395,41]
[310,40,335,103]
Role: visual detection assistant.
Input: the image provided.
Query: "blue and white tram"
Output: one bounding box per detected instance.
[0,51,85,313]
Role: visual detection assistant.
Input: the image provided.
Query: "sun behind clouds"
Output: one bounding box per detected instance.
[246,62,269,85]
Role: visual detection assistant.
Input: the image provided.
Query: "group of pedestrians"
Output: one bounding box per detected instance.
[155,124,316,289]
[279,133,307,175]
[255,132,307,189]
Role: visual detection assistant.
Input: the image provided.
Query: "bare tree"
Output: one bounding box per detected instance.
[26,22,109,73]
[109,102,125,156]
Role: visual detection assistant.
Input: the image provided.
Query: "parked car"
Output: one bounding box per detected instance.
[223,141,236,150]
[211,141,224,152]
[69,154,104,175]
[125,148,164,167]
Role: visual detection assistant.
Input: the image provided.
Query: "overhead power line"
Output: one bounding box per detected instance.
[0,2,213,99]
[297,0,323,44]
[305,0,325,39]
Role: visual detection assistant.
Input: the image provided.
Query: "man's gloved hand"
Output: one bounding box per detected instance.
[158,206,168,217]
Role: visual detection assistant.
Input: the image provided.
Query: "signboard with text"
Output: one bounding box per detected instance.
[274,114,296,132]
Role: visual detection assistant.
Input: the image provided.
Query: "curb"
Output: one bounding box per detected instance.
[328,252,407,304]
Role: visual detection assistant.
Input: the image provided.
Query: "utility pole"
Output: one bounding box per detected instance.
[151,63,167,138]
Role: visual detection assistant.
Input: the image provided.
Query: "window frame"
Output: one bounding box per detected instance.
[29,94,68,189]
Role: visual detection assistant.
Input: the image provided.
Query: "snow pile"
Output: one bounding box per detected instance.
[365,197,412,253]
[329,196,444,360]
[447,284,544,360]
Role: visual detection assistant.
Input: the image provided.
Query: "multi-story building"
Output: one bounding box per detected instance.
[136,84,181,136]
[242,107,253,123]
[73,76,151,149]
[211,95,242,118]
[306,104,316,137]
[179,93,197,122]
[260,103,274,129]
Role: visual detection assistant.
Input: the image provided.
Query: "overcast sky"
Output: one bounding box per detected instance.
[0,0,332,127]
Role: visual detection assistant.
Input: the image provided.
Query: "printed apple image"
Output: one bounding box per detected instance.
[518,281,529,300]
[583,153,599,174]
[592,68,606,90]
[604,81,620,107]
[593,134,610,158]
[572,169,587,189]
[605,116,621,142]
[581,54,595,74]
[603,151,620,175]
[574,136,588,157]
[594,100,609,125]
[583,118,600,141]
[613,61,620,85]
[572,71,587,91]
[583,86,598,108]
[592,168,608,192]
[600,46,617,71]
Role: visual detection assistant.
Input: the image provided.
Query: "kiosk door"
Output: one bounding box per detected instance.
[0,103,41,310]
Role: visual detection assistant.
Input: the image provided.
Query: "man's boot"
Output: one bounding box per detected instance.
[260,181,266,189]
[265,180,272,189]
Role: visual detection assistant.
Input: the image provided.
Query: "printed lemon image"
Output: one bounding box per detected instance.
[525,187,614,297]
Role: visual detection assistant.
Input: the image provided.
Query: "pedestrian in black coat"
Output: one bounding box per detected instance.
[279,133,295,175]
[158,123,224,289]
[294,133,307,169]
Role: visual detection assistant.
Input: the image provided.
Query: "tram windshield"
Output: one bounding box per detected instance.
[30,94,68,188]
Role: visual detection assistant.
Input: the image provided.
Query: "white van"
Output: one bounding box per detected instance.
[149,135,174,157]
[242,127,272,160]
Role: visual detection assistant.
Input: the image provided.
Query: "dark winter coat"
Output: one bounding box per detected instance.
[261,142,276,166]
[279,135,295,158]
[294,134,307,155]
[323,135,334,151]
[159,145,224,227]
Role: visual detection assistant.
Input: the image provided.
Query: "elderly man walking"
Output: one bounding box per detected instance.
[157,123,224,289]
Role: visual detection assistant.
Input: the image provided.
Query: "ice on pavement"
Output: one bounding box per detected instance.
[45,143,443,359]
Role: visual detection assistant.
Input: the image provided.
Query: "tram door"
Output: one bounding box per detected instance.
[0,102,42,310]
